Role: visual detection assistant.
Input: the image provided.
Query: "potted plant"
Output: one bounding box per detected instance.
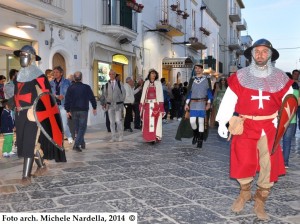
[176,9,183,15]
[170,4,178,11]
[189,37,198,43]
[182,12,189,19]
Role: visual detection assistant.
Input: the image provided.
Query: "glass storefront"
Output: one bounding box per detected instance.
[0,35,32,79]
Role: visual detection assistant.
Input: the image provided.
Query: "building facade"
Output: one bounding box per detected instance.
[203,0,246,76]
[0,0,224,125]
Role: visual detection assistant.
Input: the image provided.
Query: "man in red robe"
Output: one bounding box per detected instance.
[216,39,294,220]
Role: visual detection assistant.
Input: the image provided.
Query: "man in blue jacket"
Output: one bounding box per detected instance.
[50,66,73,144]
[64,71,97,151]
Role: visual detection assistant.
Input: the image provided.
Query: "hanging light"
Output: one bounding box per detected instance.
[16,22,37,29]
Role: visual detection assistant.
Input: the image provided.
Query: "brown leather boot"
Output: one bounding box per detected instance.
[253,187,270,220]
[231,182,252,213]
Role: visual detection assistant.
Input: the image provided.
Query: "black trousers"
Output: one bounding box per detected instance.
[133,103,141,128]
[124,103,133,129]
[105,111,111,132]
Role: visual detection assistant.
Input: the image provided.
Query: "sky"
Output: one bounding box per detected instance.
[241,0,300,72]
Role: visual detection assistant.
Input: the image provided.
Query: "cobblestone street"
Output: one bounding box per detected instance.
[0,121,300,224]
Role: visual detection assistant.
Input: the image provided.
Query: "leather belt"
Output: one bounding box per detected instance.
[145,99,157,103]
[240,112,278,121]
[106,102,123,105]
[191,99,206,102]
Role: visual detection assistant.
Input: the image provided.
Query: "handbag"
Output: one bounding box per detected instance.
[184,110,190,120]
[228,116,245,135]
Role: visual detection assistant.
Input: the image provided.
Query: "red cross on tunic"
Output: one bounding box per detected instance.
[36,77,50,93]
[15,83,32,108]
[36,94,63,147]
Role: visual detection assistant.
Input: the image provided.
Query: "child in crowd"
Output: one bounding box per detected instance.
[1,99,15,158]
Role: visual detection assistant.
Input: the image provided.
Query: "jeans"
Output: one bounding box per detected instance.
[282,123,296,166]
[72,111,88,147]
[298,106,300,130]
[59,106,72,139]
[108,107,123,139]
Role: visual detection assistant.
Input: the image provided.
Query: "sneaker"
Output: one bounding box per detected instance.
[3,152,9,158]
[68,137,74,144]
[118,136,123,142]
[81,143,86,149]
[177,118,182,121]
[109,138,116,143]
[9,152,16,156]
[285,166,289,169]
[72,145,82,152]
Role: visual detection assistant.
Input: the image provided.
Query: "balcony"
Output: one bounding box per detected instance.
[102,0,138,41]
[228,38,241,50]
[229,6,241,22]
[0,0,66,18]
[156,5,184,37]
[189,33,207,50]
[236,18,247,31]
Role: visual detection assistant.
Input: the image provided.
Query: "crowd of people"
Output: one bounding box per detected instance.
[1,40,300,220]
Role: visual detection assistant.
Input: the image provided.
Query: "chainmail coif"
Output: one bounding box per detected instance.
[237,51,289,93]
[17,64,44,82]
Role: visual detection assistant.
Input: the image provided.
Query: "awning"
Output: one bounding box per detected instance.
[162,57,194,68]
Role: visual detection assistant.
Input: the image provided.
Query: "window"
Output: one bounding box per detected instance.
[103,0,136,31]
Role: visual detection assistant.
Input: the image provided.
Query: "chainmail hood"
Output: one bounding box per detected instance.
[17,64,44,82]
[237,60,289,93]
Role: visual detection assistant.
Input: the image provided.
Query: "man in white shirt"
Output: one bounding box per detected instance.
[124,77,135,132]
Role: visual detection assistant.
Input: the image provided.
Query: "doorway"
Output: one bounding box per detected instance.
[52,53,66,77]
[112,62,124,83]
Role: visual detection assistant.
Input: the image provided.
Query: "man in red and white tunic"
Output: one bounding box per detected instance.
[216,39,293,220]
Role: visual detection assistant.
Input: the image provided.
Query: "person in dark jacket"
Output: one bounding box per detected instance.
[1,99,14,157]
[65,71,97,151]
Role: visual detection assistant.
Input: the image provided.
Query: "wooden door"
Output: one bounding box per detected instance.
[112,63,123,83]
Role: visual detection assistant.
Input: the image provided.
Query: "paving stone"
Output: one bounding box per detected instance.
[159,204,227,224]
[130,187,191,207]
[27,188,68,199]
[0,192,29,204]
[0,123,300,223]
[40,177,97,189]
[16,183,42,192]
[0,204,11,212]
[56,191,130,206]
[0,185,16,194]
[139,218,177,224]
[41,202,116,213]
[196,196,253,217]
[107,198,163,221]
[102,179,155,190]
[65,184,107,194]
[148,177,196,190]
[122,170,171,179]
[11,199,56,212]
[94,174,130,182]
[229,215,292,224]
[175,187,225,200]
